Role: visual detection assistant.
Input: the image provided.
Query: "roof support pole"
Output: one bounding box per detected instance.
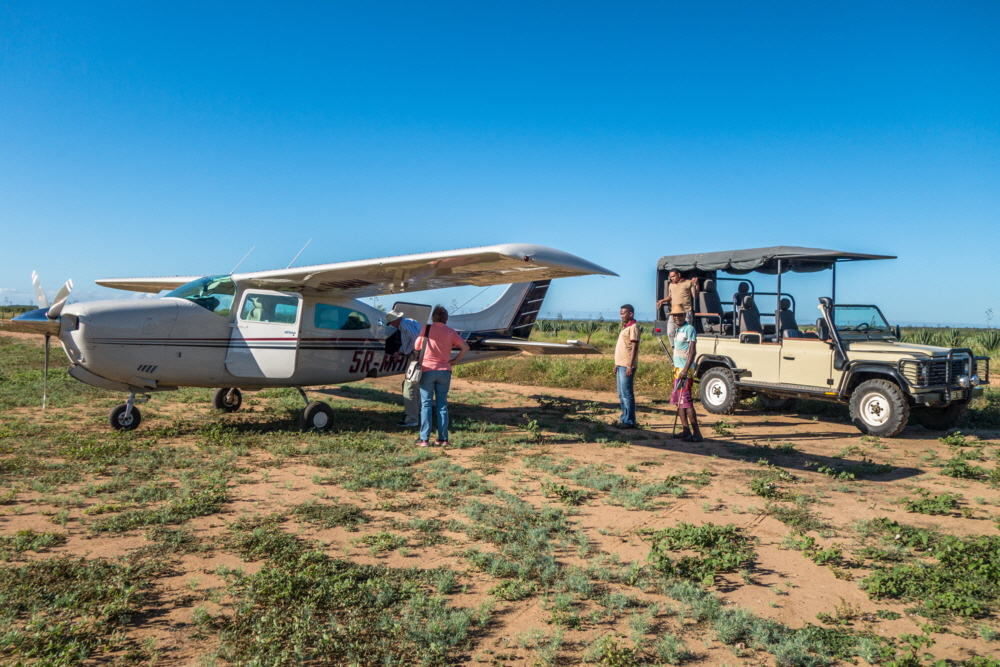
[831,262,837,318]
[776,259,782,341]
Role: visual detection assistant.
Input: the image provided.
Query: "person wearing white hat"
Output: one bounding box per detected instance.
[386,309,423,428]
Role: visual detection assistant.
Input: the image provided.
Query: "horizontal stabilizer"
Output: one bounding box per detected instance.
[479,338,601,355]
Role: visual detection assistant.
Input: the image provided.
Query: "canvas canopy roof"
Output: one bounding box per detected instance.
[656,246,895,275]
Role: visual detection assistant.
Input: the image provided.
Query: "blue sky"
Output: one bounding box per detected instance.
[2,1,997,325]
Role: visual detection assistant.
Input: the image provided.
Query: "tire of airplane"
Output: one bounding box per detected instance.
[109,404,142,431]
[212,387,243,412]
[302,401,335,431]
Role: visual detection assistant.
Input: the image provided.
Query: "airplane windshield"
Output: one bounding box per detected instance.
[165,276,236,316]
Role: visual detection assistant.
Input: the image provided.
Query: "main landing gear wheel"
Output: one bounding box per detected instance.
[849,379,909,437]
[912,401,969,431]
[212,388,243,412]
[699,367,738,415]
[109,404,142,431]
[302,401,334,431]
[759,394,798,413]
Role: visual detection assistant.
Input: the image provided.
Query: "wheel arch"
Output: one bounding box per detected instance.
[695,355,737,378]
[842,364,909,398]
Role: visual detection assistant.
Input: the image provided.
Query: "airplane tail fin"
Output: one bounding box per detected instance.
[447,280,550,339]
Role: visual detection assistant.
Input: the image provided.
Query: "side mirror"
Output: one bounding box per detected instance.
[894,325,901,339]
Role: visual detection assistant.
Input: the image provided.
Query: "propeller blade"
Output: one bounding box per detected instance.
[31,271,49,309]
[47,279,74,320]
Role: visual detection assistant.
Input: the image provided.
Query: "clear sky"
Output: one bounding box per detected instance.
[2,2,998,326]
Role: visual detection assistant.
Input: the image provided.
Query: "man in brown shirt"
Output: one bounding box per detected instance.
[613,304,640,428]
[656,269,699,347]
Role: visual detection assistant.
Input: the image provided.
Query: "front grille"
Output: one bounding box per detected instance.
[900,356,969,387]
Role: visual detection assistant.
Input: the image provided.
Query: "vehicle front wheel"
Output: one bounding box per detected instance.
[912,401,969,431]
[699,368,738,415]
[302,401,335,431]
[758,394,798,413]
[109,404,142,431]
[849,379,909,437]
[212,387,243,412]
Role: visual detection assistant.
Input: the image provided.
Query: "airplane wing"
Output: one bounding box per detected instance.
[96,244,616,297]
[95,276,204,294]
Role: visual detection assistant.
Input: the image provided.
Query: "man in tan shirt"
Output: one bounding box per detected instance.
[613,304,640,428]
[656,269,699,347]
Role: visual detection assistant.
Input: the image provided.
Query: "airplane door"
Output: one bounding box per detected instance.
[226,290,302,378]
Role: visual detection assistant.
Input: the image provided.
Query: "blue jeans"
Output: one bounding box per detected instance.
[616,365,636,426]
[419,370,451,442]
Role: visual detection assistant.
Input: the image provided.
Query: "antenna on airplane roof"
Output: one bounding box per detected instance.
[287,238,312,268]
[230,246,256,275]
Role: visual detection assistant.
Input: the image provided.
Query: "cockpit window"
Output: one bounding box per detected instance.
[314,303,371,330]
[165,276,236,316]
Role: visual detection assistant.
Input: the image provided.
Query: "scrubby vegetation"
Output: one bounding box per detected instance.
[1,332,999,665]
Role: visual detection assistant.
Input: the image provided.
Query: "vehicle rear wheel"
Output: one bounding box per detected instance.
[109,404,142,431]
[849,379,909,437]
[758,394,798,413]
[912,401,969,431]
[212,387,243,412]
[699,368,738,415]
[302,401,335,431]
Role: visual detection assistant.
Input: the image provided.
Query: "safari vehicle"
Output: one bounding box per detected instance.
[653,247,989,437]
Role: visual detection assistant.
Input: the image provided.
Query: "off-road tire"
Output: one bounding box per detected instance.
[109,404,142,431]
[699,367,738,415]
[912,401,969,431]
[212,387,243,412]
[758,394,798,413]
[849,379,909,437]
[302,401,335,431]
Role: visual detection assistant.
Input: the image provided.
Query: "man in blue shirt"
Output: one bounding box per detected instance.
[670,305,703,442]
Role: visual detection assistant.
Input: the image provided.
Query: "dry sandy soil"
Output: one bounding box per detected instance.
[1,331,998,666]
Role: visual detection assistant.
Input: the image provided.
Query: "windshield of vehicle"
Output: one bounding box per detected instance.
[834,305,892,336]
[165,276,236,316]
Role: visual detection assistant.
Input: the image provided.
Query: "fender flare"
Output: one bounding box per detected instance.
[839,363,909,397]
[695,355,738,378]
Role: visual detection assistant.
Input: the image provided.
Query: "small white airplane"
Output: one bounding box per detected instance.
[3,244,616,431]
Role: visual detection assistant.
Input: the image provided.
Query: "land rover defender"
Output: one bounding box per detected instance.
[653,247,989,437]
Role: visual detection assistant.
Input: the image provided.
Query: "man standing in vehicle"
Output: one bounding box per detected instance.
[386,310,423,428]
[656,269,699,347]
[614,304,640,429]
[670,305,702,442]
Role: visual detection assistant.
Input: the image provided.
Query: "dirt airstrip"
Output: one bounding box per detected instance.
[1,331,998,666]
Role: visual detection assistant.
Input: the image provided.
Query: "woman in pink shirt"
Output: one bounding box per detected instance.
[414,306,470,446]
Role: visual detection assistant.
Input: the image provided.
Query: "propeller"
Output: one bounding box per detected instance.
[26,273,74,410]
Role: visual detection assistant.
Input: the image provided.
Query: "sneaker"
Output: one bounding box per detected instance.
[434,439,449,446]
[396,419,418,427]
[675,429,691,440]
[682,434,704,443]
[415,440,430,447]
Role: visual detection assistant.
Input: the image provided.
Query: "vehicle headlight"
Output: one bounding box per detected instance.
[957,375,970,388]
[970,374,980,387]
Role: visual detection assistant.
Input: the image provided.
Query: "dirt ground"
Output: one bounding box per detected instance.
[1,331,999,666]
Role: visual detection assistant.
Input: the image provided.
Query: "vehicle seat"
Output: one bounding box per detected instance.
[697,279,727,333]
[778,298,800,337]
[738,295,762,333]
[245,299,263,322]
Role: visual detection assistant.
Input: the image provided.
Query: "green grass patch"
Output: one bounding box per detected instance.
[647,522,756,586]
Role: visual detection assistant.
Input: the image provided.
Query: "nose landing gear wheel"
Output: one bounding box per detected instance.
[109,404,142,431]
[302,401,334,431]
[212,388,243,412]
